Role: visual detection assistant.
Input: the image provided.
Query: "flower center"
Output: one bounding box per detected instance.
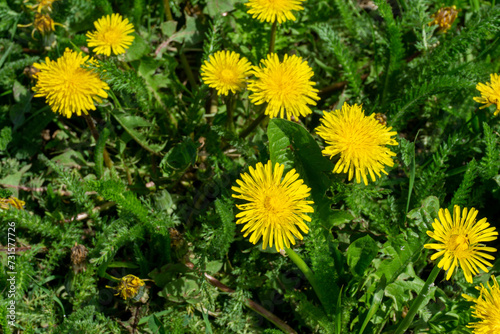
[103,29,121,44]
[264,195,280,213]
[448,234,469,252]
[219,68,237,84]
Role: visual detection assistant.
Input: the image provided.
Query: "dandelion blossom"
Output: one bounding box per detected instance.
[33,48,109,118]
[315,103,398,185]
[248,53,319,120]
[474,74,500,116]
[245,0,305,23]
[201,50,252,96]
[463,276,500,334]
[107,275,146,301]
[425,206,498,283]
[232,161,314,251]
[86,13,135,56]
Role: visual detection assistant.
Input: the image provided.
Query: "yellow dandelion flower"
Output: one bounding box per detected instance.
[248,53,320,120]
[474,74,500,116]
[245,0,305,23]
[107,275,146,301]
[315,103,398,185]
[429,5,459,33]
[424,206,498,284]
[0,197,25,210]
[32,48,109,118]
[463,276,500,334]
[86,13,135,56]
[200,50,252,96]
[232,161,314,252]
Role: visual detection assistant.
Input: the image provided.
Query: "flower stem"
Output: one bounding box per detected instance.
[269,21,277,54]
[239,106,266,139]
[179,51,198,89]
[162,0,174,21]
[83,113,113,169]
[285,247,324,305]
[225,94,236,132]
[394,265,440,334]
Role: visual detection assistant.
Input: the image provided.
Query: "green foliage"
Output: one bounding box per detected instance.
[2,0,500,333]
[314,24,361,96]
[56,305,120,333]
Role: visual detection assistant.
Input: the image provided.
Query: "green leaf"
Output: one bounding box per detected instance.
[267,118,334,221]
[160,137,198,171]
[205,260,223,275]
[321,209,354,229]
[359,275,386,334]
[148,315,166,334]
[0,164,31,198]
[347,235,378,276]
[373,231,425,284]
[125,33,151,62]
[407,195,439,232]
[0,126,12,151]
[111,108,166,154]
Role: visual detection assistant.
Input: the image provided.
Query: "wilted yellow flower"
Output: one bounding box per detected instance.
[25,0,59,13]
[315,103,398,185]
[107,275,146,300]
[18,13,63,39]
[248,53,320,120]
[201,50,252,96]
[425,206,498,283]
[32,48,109,118]
[245,0,305,23]
[463,276,500,333]
[86,13,135,56]
[232,161,314,252]
[474,74,500,116]
[429,5,459,33]
[0,197,25,210]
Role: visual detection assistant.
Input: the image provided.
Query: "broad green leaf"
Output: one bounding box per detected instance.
[347,235,378,276]
[385,275,436,311]
[0,164,31,197]
[125,33,151,62]
[148,315,166,334]
[373,231,425,284]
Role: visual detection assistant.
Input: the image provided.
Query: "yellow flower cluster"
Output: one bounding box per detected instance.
[32,13,135,118]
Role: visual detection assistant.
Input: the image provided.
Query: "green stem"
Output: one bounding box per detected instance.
[225,94,235,132]
[394,265,440,334]
[285,248,324,304]
[162,0,174,21]
[108,90,123,110]
[83,113,113,169]
[269,21,277,54]
[239,106,266,139]
[179,51,198,89]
